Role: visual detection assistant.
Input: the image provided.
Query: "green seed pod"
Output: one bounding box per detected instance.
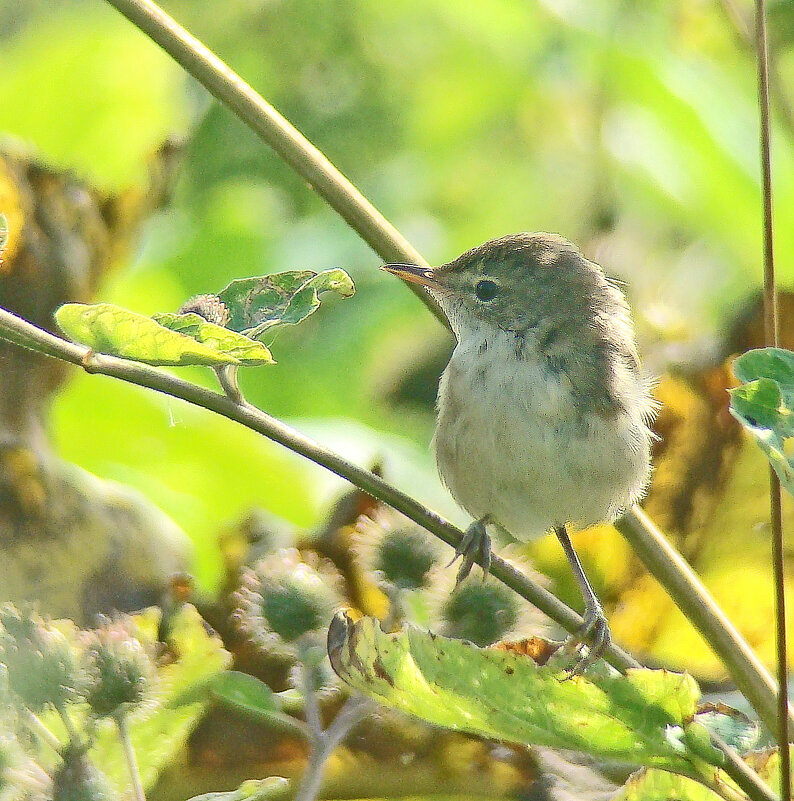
[0,605,82,712]
[235,549,343,655]
[83,619,154,718]
[376,528,437,590]
[51,745,118,801]
[178,293,230,327]
[440,582,520,647]
[354,512,440,590]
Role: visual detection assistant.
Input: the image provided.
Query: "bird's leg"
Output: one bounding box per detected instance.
[448,515,493,586]
[554,525,611,674]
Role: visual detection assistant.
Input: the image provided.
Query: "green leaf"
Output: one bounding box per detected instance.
[171,670,310,739]
[185,777,290,801]
[152,312,274,365]
[733,348,794,389]
[696,705,759,755]
[729,348,794,496]
[614,768,722,800]
[217,269,355,338]
[56,303,240,367]
[328,614,717,773]
[89,605,231,792]
[207,671,279,715]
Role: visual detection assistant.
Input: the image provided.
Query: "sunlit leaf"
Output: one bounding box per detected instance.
[56,303,239,366]
[90,605,231,791]
[613,768,722,800]
[153,312,274,365]
[217,269,355,339]
[327,613,718,775]
[185,777,290,801]
[729,348,794,496]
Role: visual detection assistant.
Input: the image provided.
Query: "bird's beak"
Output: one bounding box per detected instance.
[380,263,440,290]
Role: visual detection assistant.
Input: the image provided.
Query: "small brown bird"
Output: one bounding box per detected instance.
[382,233,656,667]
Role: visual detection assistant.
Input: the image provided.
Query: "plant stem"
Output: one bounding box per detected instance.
[294,696,371,801]
[215,365,243,403]
[616,508,786,734]
[298,651,323,744]
[116,713,146,801]
[0,309,778,801]
[22,709,61,753]
[753,0,791,797]
[55,702,81,747]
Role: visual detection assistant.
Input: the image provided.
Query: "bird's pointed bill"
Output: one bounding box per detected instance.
[380,264,440,289]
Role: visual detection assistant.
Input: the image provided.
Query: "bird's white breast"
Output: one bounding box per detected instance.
[433,325,652,541]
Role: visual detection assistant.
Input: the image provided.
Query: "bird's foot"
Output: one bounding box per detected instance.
[565,602,611,677]
[448,517,492,586]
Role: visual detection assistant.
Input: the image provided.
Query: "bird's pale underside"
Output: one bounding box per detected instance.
[429,233,655,538]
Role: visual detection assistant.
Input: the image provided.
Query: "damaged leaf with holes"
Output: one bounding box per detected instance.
[217,269,355,339]
[729,347,794,497]
[328,613,726,781]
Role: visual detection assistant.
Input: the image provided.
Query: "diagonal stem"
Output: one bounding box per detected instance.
[617,508,788,734]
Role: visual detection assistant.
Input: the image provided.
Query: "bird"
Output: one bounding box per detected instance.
[381,233,657,668]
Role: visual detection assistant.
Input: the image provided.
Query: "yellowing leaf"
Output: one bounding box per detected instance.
[328,612,717,776]
[56,303,240,366]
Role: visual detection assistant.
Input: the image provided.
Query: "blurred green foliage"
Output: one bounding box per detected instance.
[3,0,794,593]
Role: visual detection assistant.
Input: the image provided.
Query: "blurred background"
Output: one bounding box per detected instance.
[2,0,794,686]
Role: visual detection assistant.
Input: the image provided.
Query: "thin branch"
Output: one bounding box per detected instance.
[55,702,81,747]
[0,308,778,801]
[216,365,243,403]
[717,0,794,140]
[753,0,790,798]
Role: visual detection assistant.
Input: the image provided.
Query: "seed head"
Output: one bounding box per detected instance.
[354,512,439,591]
[439,582,520,647]
[0,605,82,712]
[83,619,154,718]
[235,548,343,655]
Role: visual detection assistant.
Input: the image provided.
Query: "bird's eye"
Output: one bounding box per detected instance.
[474,279,499,302]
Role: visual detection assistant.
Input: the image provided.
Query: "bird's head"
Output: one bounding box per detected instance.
[382,233,612,339]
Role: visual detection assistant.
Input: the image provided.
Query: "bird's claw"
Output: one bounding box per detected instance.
[448,518,492,586]
[565,603,611,677]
